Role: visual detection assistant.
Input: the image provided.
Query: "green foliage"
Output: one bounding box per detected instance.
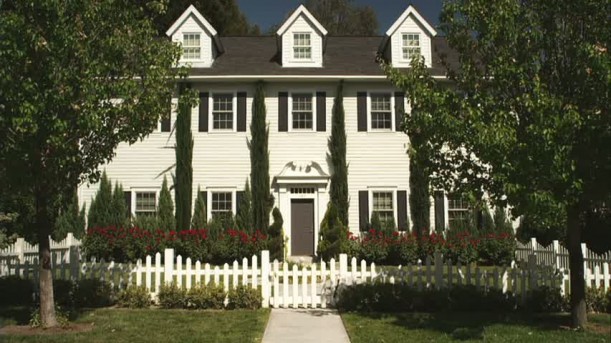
[526,286,566,313]
[72,279,115,308]
[132,215,159,232]
[186,283,226,310]
[191,186,207,229]
[494,206,514,235]
[29,306,69,328]
[268,207,285,261]
[328,81,349,225]
[516,205,566,245]
[249,81,273,233]
[117,285,151,309]
[52,279,74,308]
[227,285,262,310]
[175,85,196,232]
[586,287,610,313]
[0,276,34,306]
[87,172,113,229]
[235,180,253,231]
[158,283,188,309]
[370,212,382,231]
[53,191,86,241]
[110,182,129,229]
[409,145,431,237]
[157,176,175,232]
[480,207,495,234]
[304,0,378,35]
[317,203,348,260]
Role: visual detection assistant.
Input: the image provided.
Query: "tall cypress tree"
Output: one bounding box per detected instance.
[236,180,253,231]
[408,133,431,236]
[249,81,272,232]
[175,83,194,231]
[87,171,113,229]
[158,176,175,231]
[191,186,207,229]
[328,81,349,225]
[110,182,129,228]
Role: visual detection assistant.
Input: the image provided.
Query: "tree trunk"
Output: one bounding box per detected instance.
[36,190,58,328]
[567,203,587,328]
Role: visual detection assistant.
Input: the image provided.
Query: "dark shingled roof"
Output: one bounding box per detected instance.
[188,36,457,77]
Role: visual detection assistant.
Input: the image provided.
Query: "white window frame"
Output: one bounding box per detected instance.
[208,92,237,132]
[293,32,312,60]
[401,32,421,62]
[367,91,395,132]
[182,32,202,60]
[131,189,159,217]
[206,189,237,220]
[368,188,397,228]
[288,91,317,132]
[447,193,471,229]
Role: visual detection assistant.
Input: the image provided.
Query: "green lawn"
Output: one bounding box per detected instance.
[341,311,611,343]
[0,307,270,343]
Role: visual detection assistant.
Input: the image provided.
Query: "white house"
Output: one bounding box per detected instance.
[78,5,466,257]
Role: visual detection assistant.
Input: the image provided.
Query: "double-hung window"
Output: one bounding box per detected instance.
[183,33,201,60]
[370,93,392,130]
[448,194,471,228]
[372,191,394,225]
[135,192,156,217]
[292,93,313,130]
[212,94,234,130]
[211,192,233,219]
[402,33,421,61]
[293,33,312,60]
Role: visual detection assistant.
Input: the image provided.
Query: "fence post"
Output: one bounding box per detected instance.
[339,254,348,281]
[530,237,537,254]
[528,254,537,291]
[434,251,444,289]
[261,250,270,309]
[15,237,25,262]
[581,243,588,277]
[164,249,174,285]
[552,240,560,270]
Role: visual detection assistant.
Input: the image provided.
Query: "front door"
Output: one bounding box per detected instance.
[291,199,315,256]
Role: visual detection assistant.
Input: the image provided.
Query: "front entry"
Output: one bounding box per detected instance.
[291,199,315,256]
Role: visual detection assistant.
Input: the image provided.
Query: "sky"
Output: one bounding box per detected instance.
[236,0,443,34]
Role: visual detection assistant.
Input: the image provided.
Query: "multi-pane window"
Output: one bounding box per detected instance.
[448,194,471,228]
[293,33,312,59]
[212,94,233,130]
[372,192,394,225]
[211,192,232,219]
[370,93,392,130]
[402,33,421,61]
[292,94,313,130]
[135,192,156,217]
[183,33,201,60]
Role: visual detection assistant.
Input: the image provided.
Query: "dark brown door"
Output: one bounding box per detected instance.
[291,199,315,256]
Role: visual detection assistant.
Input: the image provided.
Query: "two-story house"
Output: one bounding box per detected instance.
[78,4,464,257]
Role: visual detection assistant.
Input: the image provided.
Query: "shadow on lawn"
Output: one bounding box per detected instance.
[0,306,89,327]
[351,311,580,340]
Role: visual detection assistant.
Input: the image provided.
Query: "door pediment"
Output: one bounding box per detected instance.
[274,161,329,185]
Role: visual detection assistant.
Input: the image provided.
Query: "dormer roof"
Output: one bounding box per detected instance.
[165,4,217,37]
[385,5,437,37]
[276,4,328,37]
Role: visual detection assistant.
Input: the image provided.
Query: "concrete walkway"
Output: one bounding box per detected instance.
[262,308,351,343]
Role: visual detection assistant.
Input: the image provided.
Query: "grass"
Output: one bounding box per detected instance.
[341,311,611,343]
[0,306,270,343]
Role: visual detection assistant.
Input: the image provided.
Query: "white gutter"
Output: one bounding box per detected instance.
[184,75,449,81]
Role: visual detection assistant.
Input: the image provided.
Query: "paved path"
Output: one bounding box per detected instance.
[262,308,351,343]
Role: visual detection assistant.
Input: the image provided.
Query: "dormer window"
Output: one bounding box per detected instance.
[402,33,420,61]
[183,33,201,60]
[293,33,312,60]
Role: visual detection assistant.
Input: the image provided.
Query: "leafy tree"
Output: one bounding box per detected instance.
[158,176,175,232]
[381,0,609,327]
[53,191,86,241]
[249,82,273,232]
[268,207,285,261]
[87,172,113,229]
[493,206,513,235]
[175,84,196,232]
[328,81,349,225]
[305,0,378,35]
[0,0,182,327]
[191,186,207,229]
[236,180,253,231]
[110,182,129,229]
[317,203,347,260]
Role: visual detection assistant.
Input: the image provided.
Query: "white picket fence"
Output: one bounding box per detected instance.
[515,237,611,271]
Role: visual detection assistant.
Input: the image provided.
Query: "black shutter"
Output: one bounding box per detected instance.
[124,191,132,216]
[357,92,367,132]
[359,190,369,231]
[397,190,408,231]
[394,92,404,132]
[236,191,244,215]
[161,112,171,132]
[199,92,209,132]
[278,92,288,132]
[316,91,326,132]
[434,191,445,232]
[237,92,247,132]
